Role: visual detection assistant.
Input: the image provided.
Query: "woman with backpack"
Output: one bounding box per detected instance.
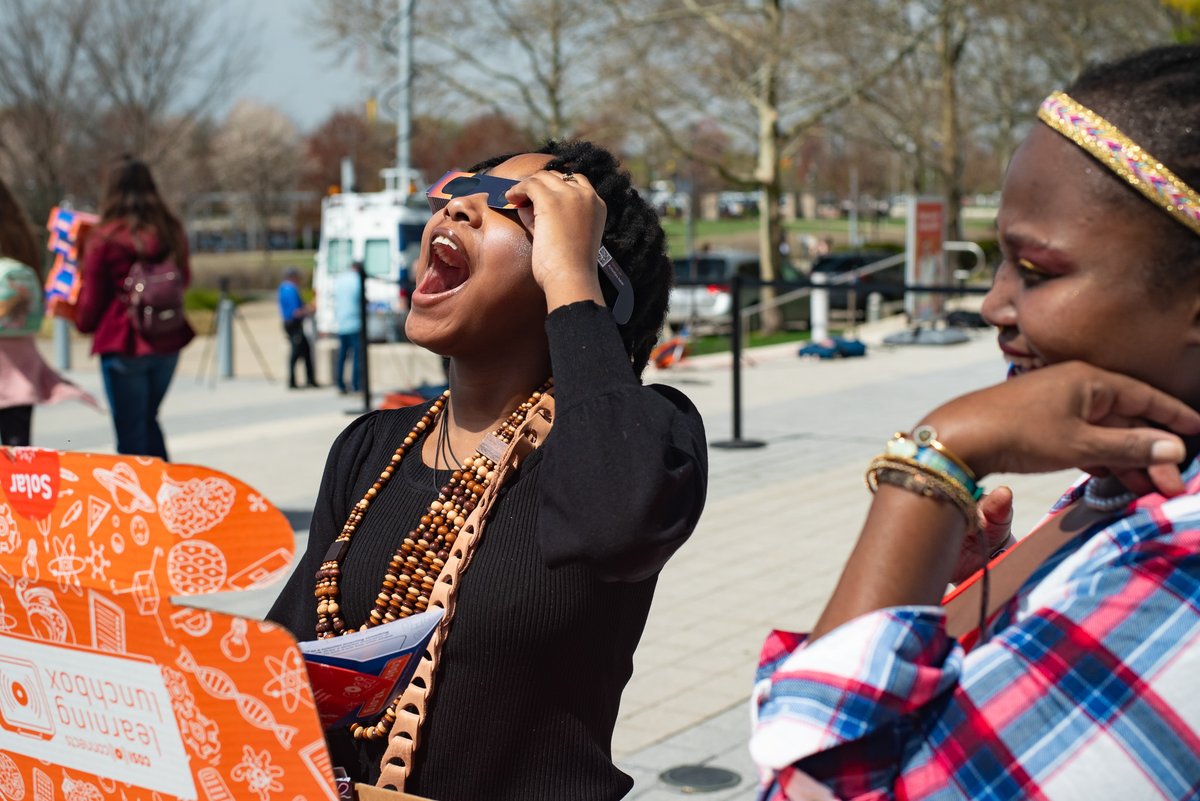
[0,177,95,446]
[76,155,193,460]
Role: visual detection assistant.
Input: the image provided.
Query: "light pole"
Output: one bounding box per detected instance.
[396,0,414,184]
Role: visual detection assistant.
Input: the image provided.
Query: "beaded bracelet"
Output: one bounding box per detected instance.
[866,455,979,526]
[885,427,983,501]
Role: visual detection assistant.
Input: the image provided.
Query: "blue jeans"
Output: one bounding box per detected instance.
[336,332,362,392]
[100,352,179,460]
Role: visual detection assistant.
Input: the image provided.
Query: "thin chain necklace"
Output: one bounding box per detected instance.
[313,380,552,739]
[432,398,461,493]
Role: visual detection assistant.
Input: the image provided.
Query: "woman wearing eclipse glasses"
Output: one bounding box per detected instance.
[268,140,708,800]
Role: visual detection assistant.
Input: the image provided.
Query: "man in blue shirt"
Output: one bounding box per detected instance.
[333,262,363,394]
[278,267,317,389]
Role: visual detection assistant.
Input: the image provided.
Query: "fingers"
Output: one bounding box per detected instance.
[504,169,598,207]
[923,362,1196,497]
[1051,364,1196,484]
[977,486,1015,552]
[504,169,605,241]
[1082,425,1186,470]
[1079,367,1200,435]
[978,486,1013,527]
[1147,462,1188,497]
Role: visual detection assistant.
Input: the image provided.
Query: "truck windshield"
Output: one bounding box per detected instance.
[328,238,352,274]
[364,239,391,278]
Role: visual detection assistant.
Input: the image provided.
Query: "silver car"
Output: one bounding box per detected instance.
[667,250,807,331]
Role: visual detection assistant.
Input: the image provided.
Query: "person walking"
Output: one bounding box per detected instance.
[75,155,193,460]
[332,261,363,394]
[0,177,96,445]
[278,266,317,389]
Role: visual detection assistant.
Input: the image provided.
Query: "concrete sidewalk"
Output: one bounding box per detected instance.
[32,306,1072,800]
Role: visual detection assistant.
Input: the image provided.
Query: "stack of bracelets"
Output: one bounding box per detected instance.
[866,425,983,526]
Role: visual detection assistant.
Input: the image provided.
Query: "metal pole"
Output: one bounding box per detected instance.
[217,297,234,379]
[712,274,765,450]
[867,291,882,323]
[684,191,695,262]
[810,271,829,342]
[397,0,414,182]
[53,317,72,370]
[357,269,372,413]
[848,165,860,248]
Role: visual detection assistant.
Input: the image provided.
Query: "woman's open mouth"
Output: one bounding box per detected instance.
[414,232,471,301]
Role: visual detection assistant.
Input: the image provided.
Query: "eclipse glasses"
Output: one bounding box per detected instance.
[427,170,634,325]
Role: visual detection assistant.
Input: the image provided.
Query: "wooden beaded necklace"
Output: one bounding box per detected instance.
[313,381,552,740]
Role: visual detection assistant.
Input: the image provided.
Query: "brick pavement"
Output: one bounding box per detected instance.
[32,303,1074,799]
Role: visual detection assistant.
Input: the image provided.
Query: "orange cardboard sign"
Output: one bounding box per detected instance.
[0,449,337,801]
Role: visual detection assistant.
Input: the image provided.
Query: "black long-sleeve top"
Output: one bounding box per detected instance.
[267,302,708,801]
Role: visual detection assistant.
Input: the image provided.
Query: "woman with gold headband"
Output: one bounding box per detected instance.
[751,45,1200,800]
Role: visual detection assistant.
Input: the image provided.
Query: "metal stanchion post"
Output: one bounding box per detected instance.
[347,266,372,415]
[810,271,829,342]
[712,273,765,450]
[53,317,72,371]
[866,291,882,323]
[217,287,234,379]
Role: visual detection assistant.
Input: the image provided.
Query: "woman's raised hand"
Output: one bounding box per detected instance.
[923,361,1200,498]
[813,363,1200,639]
[505,170,607,311]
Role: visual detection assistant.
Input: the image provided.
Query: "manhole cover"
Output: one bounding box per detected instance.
[659,765,741,793]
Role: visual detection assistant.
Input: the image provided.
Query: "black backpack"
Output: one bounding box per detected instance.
[124,233,186,340]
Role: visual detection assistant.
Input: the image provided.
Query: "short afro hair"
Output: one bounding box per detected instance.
[470,140,672,377]
[1061,45,1200,298]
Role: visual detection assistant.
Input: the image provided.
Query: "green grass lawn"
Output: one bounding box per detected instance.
[660,216,996,259]
[190,250,316,292]
[683,329,816,357]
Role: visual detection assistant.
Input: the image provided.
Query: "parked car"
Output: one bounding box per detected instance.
[667,250,808,331]
[809,249,906,303]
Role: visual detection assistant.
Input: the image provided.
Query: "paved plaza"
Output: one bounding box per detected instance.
[32,301,1073,800]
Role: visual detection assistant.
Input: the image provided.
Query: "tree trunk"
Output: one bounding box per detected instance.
[755,0,784,335]
[756,120,784,335]
[938,4,965,244]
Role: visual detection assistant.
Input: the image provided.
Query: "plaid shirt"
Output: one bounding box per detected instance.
[751,458,1200,801]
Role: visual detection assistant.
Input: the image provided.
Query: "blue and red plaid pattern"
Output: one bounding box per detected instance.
[751,458,1200,801]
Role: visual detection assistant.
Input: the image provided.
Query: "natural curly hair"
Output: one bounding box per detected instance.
[1060,45,1200,299]
[470,140,672,377]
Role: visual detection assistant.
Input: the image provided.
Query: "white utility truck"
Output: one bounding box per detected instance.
[313,168,428,341]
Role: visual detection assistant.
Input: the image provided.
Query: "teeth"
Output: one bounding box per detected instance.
[432,235,458,250]
[1003,355,1044,375]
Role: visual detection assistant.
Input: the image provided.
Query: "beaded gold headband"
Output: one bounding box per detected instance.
[1037,90,1200,238]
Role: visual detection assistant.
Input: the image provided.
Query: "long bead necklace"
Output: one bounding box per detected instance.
[313,380,552,739]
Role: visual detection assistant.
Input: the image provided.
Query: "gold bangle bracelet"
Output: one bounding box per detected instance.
[868,459,977,512]
[909,425,977,480]
[866,456,978,526]
[867,454,975,500]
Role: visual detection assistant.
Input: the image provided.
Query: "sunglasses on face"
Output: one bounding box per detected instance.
[426,170,520,212]
[425,169,635,325]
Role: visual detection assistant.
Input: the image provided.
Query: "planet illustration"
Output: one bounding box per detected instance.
[92,463,155,514]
